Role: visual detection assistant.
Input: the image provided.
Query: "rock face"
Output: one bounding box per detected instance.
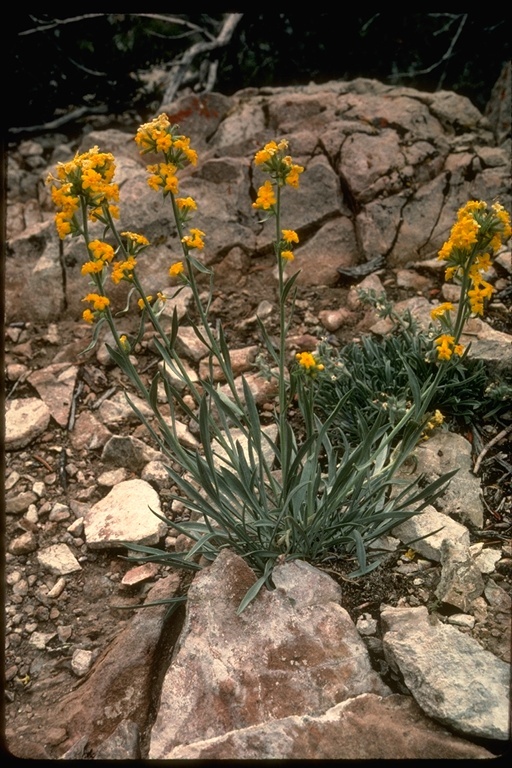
[5,78,511,322]
[166,694,494,760]
[149,551,389,758]
[52,574,182,755]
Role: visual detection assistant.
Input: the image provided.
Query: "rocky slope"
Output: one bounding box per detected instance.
[4,76,511,758]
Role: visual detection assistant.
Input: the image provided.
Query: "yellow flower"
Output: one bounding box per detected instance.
[252,180,276,211]
[430,302,454,320]
[169,261,184,277]
[111,256,137,285]
[422,409,445,440]
[146,162,179,195]
[88,240,115,262]
[296,351,325,374]
[121,231,150,247]
[181,228,205,250]
[282,229,299,244]
[55,212,73,239]
[138,295,153,310]
[82,309,95,324]
[253,140,304,188]
[81,260,105,275]
[468,280,494,315]
[50,146,119,212]
[434,333,463,361]
[254,140,289,165]
[173,137,198,166]
[82,293,110,312]
[135,115,198,168]
[176,196,197,213]
[119,335,131,353]
[284,163,304,188]
[281,250,294,261]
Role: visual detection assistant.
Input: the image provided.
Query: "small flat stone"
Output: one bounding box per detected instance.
[5,397,51,450]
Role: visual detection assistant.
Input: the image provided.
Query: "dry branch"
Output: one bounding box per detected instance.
[160,13,243,106]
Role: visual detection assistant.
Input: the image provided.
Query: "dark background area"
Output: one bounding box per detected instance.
[8,12,511,137]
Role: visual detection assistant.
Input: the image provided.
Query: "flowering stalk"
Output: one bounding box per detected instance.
[431,201,511,362]
[252,140,305,481]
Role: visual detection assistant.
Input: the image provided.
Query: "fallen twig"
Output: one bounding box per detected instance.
[473,423,512,475]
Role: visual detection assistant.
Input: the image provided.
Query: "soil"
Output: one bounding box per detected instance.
[4,131,512,756]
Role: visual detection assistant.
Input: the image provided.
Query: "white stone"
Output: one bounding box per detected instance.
[392,505,470,562]
[37,544,82,575]
[71,648,94,677]
[382,605,510,741]
[84,478,166,549]
[29,631,57,650]
[5,397,51,450]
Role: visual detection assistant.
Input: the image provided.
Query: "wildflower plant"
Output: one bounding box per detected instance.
[315,199,511,461]
[48,122,499,614]
[431,201,511,362]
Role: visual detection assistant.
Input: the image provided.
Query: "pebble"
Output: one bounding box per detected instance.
[67,518,84,537]
[71,648,94,677]
[32,481,46,497]
[47,577,67,599]
[9,531,38,555]
[446,613,476,629]
[29,631,57,650]
[5,471,21,490]
[49,503,71,522]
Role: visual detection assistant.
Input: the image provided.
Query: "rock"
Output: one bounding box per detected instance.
[27,363,79,428]
[392,504,470,561]
[5,397,51,450]
[287,215,358,286]
[93,719,140,760]
[212,425,278,473]
[318,307,355,332]
[120,562,159,587]
[174,325,210,362]
[37,544,82,575]
[84,478,166,549]
[381,605,511,741]
[198,344,260,381]
[53,574,181,756]
[158,359,199,391]
[97,390,156,426]
[411,432,484,527]
[149,551,389,758]
[71,649,94,677]
[484,61,511,145]
[459,319,512,373]
[100,435,161,472]
[435,540,485,611]
[97,467,130,487]
[8,531,38,555]
[140,460,170,489]
[70,411,112,451]
[167,693,494,760]
[5,491,38,515]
